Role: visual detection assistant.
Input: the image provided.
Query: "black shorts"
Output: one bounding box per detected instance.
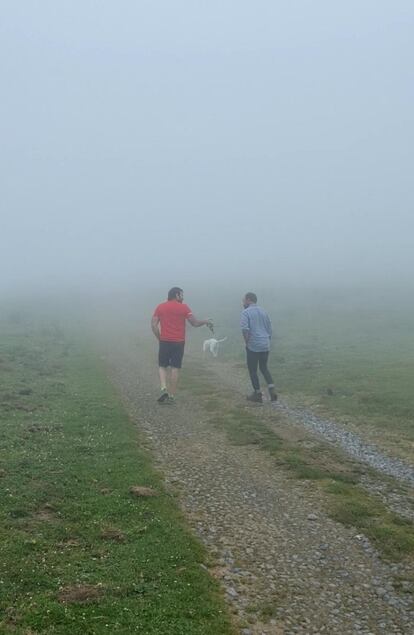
[158,341,185,369]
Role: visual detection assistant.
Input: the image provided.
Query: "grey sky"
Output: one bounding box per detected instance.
[1,1,413,293]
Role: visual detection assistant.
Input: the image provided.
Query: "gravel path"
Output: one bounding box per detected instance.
[106,337,414,635]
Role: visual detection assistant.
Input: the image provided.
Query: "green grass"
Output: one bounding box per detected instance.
[326,482,414,559]
[0,322,233,635]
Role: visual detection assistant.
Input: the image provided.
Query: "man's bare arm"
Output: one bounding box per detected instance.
[242,329,250,346]
[151,316,161,340]
[187,315,213,329]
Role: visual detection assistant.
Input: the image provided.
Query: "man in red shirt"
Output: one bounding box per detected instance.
[151,287,213,404]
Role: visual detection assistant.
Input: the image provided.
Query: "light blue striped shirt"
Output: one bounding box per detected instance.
[240,304,272,352]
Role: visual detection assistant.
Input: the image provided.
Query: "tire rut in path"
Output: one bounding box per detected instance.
[107,341,414,635]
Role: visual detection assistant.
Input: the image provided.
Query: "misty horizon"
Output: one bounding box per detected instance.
[2,1,413,296]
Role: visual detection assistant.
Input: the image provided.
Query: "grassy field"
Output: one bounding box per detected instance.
[190,288,414,460]
[0,317,233,634]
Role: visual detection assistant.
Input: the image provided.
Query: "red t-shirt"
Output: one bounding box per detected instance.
[153,300,193,342]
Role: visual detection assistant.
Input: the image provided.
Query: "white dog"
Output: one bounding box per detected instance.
[203,337,227,358]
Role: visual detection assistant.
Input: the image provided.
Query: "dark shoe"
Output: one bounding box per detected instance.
[269,390,278,402]
[157,391,169,404]
[247,391,263,403]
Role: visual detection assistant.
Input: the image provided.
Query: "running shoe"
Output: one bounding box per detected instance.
[246,392,263,403]
[157,391,169,404]
[269,390,278,402]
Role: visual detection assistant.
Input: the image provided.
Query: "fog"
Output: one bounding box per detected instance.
[1,1,413,298]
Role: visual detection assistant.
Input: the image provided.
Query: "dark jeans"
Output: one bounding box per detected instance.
[246,348,274,391]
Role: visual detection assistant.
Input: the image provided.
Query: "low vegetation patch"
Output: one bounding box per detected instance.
[326,482,414,559]
[0,320,233,634]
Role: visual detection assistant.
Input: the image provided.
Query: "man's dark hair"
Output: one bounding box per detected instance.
[245,292,257,303]
[168,286,183,301]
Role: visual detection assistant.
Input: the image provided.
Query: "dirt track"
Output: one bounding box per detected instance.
[106,332,414,635]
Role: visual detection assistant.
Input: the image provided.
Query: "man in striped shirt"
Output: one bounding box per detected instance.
[240,292,277,403]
